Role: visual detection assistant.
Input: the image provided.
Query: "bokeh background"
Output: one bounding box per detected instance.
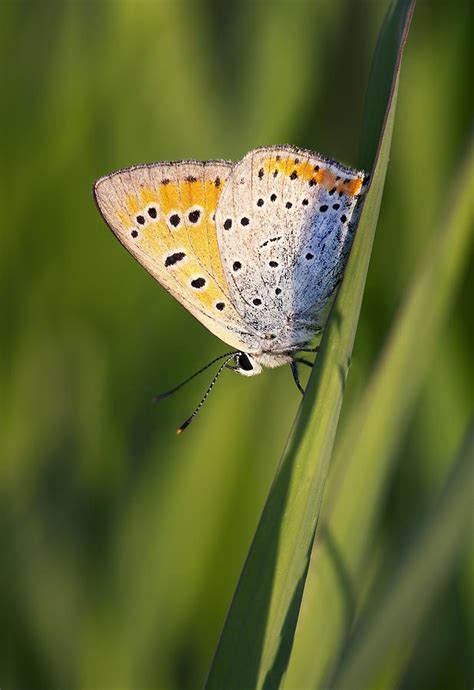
[2,1,472,689]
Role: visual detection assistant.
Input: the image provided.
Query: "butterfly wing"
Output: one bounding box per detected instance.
[94,161,260,351]
[215,145,367,351]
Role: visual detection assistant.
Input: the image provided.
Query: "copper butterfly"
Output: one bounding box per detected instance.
[94,145,367,431]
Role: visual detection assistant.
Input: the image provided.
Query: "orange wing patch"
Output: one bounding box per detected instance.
[101,165,234,316]
[262,155,362,196]
[338,177,363,196]
[262,156,314,182]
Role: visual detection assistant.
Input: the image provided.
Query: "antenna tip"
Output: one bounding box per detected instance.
[152,391,170,403]
[176,418,192,435]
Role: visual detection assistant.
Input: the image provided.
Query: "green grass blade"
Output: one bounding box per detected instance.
[285,131,473,690]
[359,0,415,170]
[205,2,415,688]
[330,423,474,690]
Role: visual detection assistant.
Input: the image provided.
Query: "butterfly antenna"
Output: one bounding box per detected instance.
[176,353,238,435]
[152,351,236,402]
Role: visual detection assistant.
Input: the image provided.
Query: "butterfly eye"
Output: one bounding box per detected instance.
[237,353,253,372]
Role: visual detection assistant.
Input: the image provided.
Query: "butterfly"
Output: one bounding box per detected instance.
[93,145,367,432]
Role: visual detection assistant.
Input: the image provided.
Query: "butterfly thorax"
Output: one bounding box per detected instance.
[252,351,294,369]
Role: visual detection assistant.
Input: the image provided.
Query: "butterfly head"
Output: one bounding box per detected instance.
[233,352,263,377]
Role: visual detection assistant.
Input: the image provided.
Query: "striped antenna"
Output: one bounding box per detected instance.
[176,353,238,434]
[152,351,236,402]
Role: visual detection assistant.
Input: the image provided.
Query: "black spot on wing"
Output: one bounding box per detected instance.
[188,209,201,224]
[165,252,186,267]
[191,277,206,289]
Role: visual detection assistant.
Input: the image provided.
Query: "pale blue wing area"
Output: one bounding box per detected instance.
[215,145,366,352]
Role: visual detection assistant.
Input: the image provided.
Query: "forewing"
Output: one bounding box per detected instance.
[94,161,258,350]
[215,145,366,348]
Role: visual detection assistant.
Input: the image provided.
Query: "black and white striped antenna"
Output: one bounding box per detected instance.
[153,351,238,434]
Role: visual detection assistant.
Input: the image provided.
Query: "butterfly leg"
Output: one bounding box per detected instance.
[290,361,305,396]
[292,357,313,368]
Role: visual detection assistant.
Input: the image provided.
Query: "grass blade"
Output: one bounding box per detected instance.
[330,423,474,690]
[285,126,473,690]
[205,2,415,688]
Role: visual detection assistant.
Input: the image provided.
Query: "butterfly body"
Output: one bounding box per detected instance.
[94,146,366,382]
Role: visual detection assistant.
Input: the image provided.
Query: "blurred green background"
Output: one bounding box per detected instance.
[1,1,472,689]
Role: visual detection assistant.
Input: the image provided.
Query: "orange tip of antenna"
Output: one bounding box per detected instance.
[176,418,192,435]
